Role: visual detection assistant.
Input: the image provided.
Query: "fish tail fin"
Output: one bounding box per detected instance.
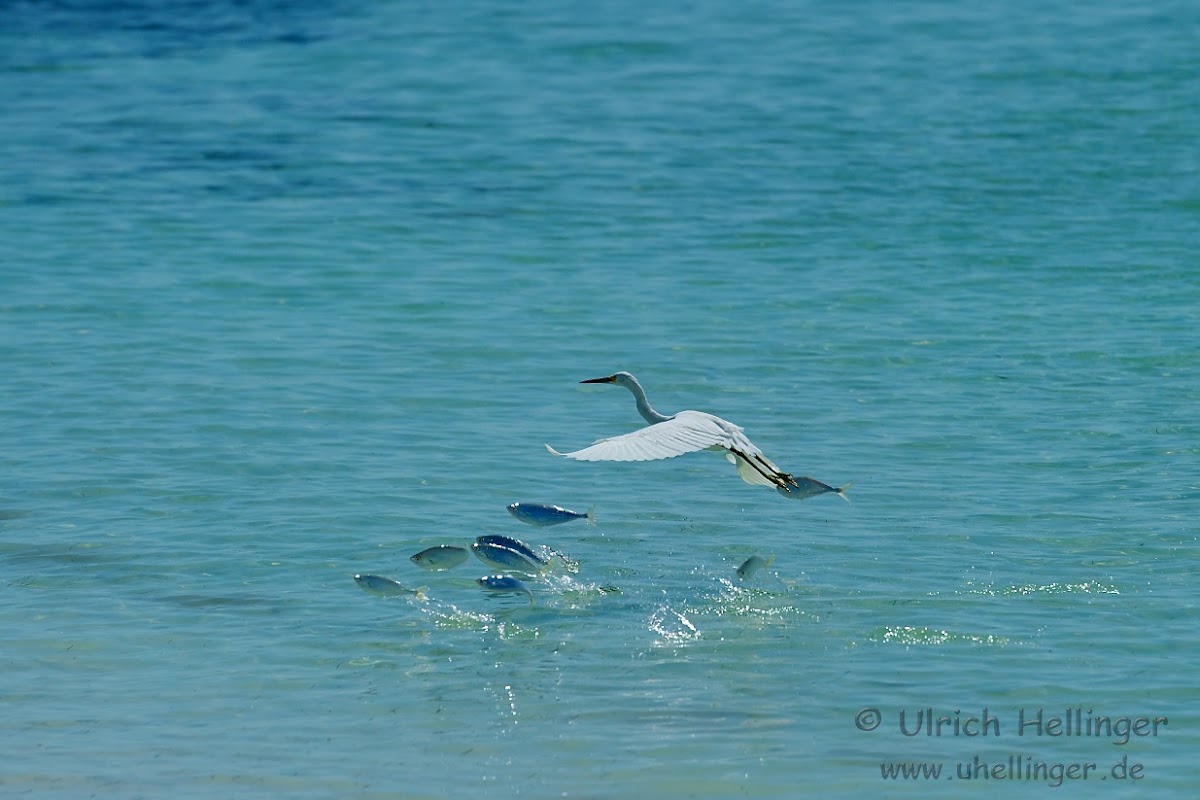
[545,443,566,457]
[765,554,775,570]
[414,588,428,601]
[836,483,852,502]
[586,505,596,526]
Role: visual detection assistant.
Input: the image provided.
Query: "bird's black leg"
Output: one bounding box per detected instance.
[730,447,796,490]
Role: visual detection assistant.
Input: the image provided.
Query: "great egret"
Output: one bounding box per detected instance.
[546,371,829,496]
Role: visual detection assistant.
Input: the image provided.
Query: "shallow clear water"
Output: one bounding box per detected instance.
[2,1,1197,797]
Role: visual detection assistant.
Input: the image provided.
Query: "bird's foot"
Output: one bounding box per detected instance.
[776,473,800,491]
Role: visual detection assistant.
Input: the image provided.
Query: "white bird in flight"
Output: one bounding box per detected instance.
[546,371,815,495]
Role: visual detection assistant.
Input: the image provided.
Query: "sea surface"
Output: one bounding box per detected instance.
[2,1,1198,797]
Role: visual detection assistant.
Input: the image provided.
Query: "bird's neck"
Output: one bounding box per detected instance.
[626,380,672,425]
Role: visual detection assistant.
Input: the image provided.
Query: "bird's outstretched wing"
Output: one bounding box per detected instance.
[547,411,731,462]
[547,410,801,492]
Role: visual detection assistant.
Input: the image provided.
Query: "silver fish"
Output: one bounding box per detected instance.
[471,541,545,575]
[353,573,425,599]
[476,574,534,605]
[410,544,470,571]
[507,501,595,527]
[475,534,549,566]
[736,554,775,581]
[776,477,850,501]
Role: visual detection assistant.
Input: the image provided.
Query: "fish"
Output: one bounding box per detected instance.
[776,477,850,501]
[475,534,549,566]
[736,555,775,581]
[471,541,545,575]
[507,501,595,527]
[476,575,534,605]
[410,544,470,571]
[353,573,425,599]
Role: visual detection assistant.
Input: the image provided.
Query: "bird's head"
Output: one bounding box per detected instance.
[580,371,636,388]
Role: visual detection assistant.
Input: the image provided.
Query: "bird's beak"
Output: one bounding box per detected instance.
[580,375,616,384]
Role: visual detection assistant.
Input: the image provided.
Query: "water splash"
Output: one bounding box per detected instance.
[960,580,1120,597]
[648,605,701,645]
[871,625,1011,646]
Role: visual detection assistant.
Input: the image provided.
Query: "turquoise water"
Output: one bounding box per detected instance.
[2,1,1198,796]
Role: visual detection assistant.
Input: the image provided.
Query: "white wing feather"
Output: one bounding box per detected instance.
[545,377,804,492]
[549,411,735,462]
